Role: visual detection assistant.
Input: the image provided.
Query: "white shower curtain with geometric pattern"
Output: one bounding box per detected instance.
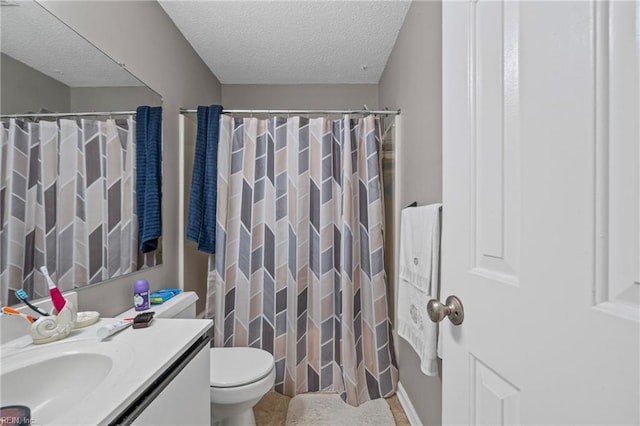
[206,114,398,406]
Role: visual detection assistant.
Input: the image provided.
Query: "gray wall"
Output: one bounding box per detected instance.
[70,86,161,112]
[222,84,378,110]
[39,0,222,316]
[181,114,210,316]
[1,53,70,114]
[379,1,443,425]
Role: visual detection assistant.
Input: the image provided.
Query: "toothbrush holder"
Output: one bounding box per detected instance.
[30,302,77,345]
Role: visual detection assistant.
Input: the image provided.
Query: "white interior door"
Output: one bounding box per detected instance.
[441,1,640,424]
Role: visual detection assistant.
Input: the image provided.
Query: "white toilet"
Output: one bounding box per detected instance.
[118,292,275,426]
[209,346,276,425]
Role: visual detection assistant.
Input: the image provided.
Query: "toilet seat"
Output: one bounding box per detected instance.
[210,347,274,388]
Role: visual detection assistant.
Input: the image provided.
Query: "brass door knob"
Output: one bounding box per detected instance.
[427,295,464,325]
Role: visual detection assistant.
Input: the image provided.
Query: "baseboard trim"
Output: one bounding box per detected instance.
[397,381,422,426]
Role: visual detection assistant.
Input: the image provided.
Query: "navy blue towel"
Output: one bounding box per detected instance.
[136,106,163,253]
[186,105,223,253]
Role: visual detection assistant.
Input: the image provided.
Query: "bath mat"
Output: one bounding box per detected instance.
[285,393,395,426]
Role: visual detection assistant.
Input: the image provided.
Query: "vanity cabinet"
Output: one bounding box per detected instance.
[133,344,210,425]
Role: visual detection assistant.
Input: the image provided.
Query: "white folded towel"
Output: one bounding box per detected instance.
[397,203,442,376]
[398,204,442,294]
[397,279,438,375]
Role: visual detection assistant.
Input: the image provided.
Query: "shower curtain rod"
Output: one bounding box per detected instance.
[2,108,401,120]
[0,110,137,119]
[179,108,400,115]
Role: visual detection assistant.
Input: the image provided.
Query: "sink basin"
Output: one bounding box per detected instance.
[1,353,112,422]
[0,338,134,425]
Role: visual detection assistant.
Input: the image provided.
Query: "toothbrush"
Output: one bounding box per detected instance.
[2,306,39,323]
[40,266,66,312]
[14,289,50,316]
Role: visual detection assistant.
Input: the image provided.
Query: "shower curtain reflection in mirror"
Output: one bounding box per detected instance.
[0,117,156,306]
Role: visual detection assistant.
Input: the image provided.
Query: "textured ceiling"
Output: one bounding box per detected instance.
[158,0,411,84]
[0,1,143,87]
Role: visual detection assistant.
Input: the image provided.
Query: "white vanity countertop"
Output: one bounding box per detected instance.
[1,317,213,425]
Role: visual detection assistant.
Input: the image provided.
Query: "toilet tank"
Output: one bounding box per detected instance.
[117,292,198,319]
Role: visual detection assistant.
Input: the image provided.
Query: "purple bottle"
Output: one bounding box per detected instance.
[134,279,150,311]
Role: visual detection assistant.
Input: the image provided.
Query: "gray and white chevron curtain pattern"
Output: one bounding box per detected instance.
[206,114,397,405]
[0,118,149,306]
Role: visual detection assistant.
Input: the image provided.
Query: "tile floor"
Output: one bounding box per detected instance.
[253,391,410,426]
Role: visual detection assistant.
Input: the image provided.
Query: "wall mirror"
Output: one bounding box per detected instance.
[0,0,163,306]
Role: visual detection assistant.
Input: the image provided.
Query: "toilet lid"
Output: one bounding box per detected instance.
[210,347,274,388]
